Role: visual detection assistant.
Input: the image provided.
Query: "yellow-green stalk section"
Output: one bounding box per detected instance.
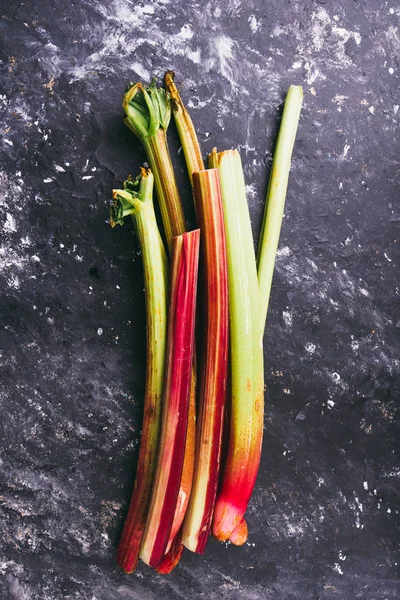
[257,85,303,330]
[112,168,168,574]
[164,70,205,185]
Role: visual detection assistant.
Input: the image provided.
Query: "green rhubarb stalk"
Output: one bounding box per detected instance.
[209,149,263,541]
[164,71,205,184]
[123,79,186,250]
[112,168,168,574]
[257,85,303,330]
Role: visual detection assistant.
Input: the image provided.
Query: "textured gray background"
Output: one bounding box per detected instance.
[0,0,399,598]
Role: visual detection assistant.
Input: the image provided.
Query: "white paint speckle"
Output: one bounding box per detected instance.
[75,255,83,262]
[327,399,335,408]
[248,14,261,33]
[340,143,350,161]
[282,310,293,327]
[339,550,347,561]
[82,175,93,181]
[43,178,53,183]
[97,328,103,336]
[3,213,17,233]
[277,246,291,257]
[54,164,66,172]
[363,481,368,490]
[330,372,341,384]
[333,563,343,575]
[388,67,394,74]
[354,496,363,513]
[305,342,316,355]
[368,106,375,115]
[384,253,392,262]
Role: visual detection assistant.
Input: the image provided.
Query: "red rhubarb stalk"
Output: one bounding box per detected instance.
[229,517,248,546]
[140,230,200,567]
[155,531,184,574]
[166,369,196,552]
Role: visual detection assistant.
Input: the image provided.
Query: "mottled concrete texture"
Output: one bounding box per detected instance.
[0,0,399,598]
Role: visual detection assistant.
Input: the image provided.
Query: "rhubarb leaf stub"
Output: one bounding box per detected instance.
[123,79,171,140]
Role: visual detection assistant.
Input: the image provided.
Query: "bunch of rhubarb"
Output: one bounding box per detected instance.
[111,72,303,573]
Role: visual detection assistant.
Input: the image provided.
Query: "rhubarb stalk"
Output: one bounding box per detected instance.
[257,85,303,330]
[166,75,250,548]
[164,71,205,184]
[165,369,196,552]
[229,517,248,546]
[182,169,229,553]
[111,168,168,574]
[155,531,184,574]
[140,230,200,567]
[123,79,186,250]
[209,149,264,542]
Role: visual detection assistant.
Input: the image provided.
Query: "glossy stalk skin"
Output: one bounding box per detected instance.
[257,85,303,330]
[164,70,205,185]
[182,169,229,553]
[140,230,200,567]
[229,517,248,546]
[209,149,264,542]
[155,531,184,574]
[111,169,168,574]
[123,80,186,250]
[166,367,196,552]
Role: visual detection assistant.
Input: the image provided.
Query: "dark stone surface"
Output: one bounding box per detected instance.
[0,0,399,598]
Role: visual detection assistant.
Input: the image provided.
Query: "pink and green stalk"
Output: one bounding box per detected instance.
[209,149,264,542]
[165,367,197,553]
[165,74,250,548]
[140,230,200,567]
[182,169,229,553]
[111,168,168,573]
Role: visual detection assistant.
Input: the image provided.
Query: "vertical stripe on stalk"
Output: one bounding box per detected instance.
[154,531,184,574]
[182,169,229,553]
[166,365,196,553]
[143,129,186,249]
[140,230,200,567]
